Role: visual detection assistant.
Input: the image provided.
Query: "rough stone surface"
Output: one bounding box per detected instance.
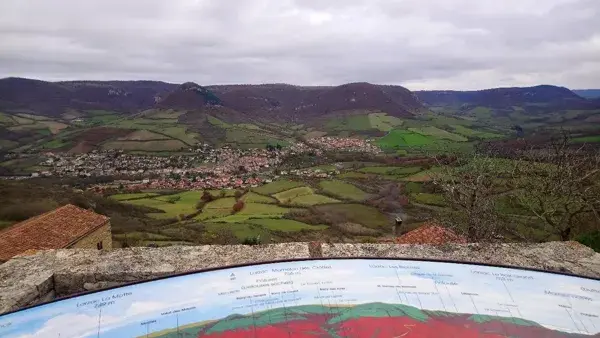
[1,241,599,315]
[0,243,310,314]
[321,241,600,277]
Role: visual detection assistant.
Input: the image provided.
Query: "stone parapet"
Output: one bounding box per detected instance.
[1,241,599,315]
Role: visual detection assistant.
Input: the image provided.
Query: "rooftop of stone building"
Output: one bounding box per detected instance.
[0,204,109,262]
[1,241,599,315]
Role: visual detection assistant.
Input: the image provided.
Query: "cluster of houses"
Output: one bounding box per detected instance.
[4,136,381,191]
[306,137,381,153]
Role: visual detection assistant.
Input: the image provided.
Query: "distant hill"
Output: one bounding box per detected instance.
[156,82,222,110]
[414,85,594,110]
[0,77,177,117]
[573,89,600,99]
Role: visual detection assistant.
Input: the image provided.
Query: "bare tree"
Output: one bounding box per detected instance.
[431,153,512,242]
[509,134,600,241]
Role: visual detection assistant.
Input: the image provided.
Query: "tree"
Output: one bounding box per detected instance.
[201,190,213,202]
[234,190,243,200]
[431,153,512,242]
[509,134,600,241]
[232,200,245,213]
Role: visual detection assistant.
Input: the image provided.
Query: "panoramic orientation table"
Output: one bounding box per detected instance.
[1,258,599,337]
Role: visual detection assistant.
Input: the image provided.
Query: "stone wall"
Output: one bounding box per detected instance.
[1,241,599,315]
[68,223,112,250]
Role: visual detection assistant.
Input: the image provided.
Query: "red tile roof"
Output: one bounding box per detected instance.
[0,204,109,262]
[395,223,466,245]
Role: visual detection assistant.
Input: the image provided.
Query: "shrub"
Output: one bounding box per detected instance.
[232,200,245,213]
[201,190,213,202]
[577,231,600,252]
[242,235,261,245]
[195,200,206,210]
[234,190,243,200]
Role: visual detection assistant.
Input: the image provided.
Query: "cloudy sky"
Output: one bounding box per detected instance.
[0,0,599,90]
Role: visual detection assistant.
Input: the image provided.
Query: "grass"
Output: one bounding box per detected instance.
[117,130,170,141]
[325,115,372,131]
[377,130,435,149]
[204,222,271,241]
[123,191,202,219]
[102,139,187,151]
[273,187,313,202]
[319,180,369,201]
[241,192,277,204]
[451,125,503,139]
[404,182,423,194]
[110,192,160,201]
[237,203,292,216]
[410,193,447,207]
[358,166,422,176]
[246,219,328,232]
[572,135,600,143]
[225,128,289,148]
[288,194,340,206]
[368,113,404,132]
[195,197,236,220]
[408,126,468,142]
[252,180,304,195]
[314,204,390,229]
[273,186,340,206]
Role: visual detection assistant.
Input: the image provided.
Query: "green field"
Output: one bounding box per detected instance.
[273,187,313,201]
[573,135,600,143]
[241,192,277,203]
[319,180,369,201]
[274,186,340,206]
[368,113,404,132]
[451,125,503,139]
[410,193,447,207]
[314,204,390,229]
[252,180,304,195]
[288,194,340,206]
[196,197,237,220]
[358,166,423,176]
[377,130,435,149]
[246,219,328,232]
[204,222,272,241]
[408,126,468,142]
[110,192,160,201]
[102,139,187,151]
[122,191,203,219]
[237,203,292,216]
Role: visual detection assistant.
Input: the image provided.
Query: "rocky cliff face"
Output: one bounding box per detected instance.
[1,241,599,314]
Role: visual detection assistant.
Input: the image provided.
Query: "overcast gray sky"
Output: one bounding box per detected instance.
[1,0,599,90]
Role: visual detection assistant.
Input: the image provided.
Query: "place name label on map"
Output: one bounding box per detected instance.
[76,292,133,309]
[581,287,600,294]
[545,290,593,301]
[0,322,11,329]
[241,280,293,290]
[369,264,420,270]
[141,320,157,326]
[161,306,196,316]
[269,265,332,276]
[498,303,519,308]
[377,284,418,289]
[218,289,240,296]
[484,308,511,314]
[581,313,598,318]
[461,292,479,296]
[471,270,534,282]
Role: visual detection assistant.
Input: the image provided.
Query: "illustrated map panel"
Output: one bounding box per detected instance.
[1,259,599,337]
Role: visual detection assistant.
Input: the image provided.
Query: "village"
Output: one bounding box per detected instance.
[9,137,381,191]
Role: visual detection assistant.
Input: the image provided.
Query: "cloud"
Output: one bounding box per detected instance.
[0,0,599,89]
[14,313,120,338]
